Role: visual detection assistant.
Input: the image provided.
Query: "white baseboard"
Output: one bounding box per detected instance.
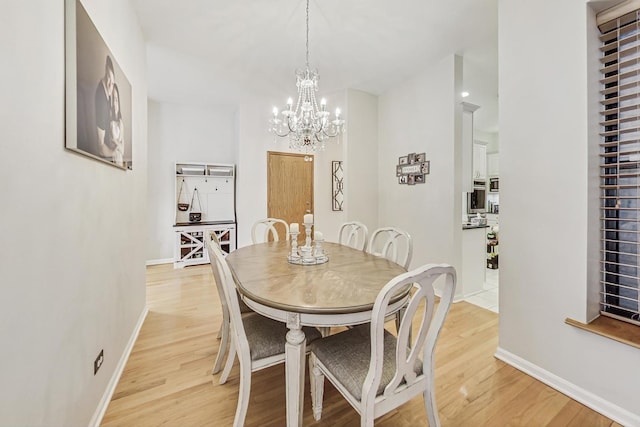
[495,347,640,427]
[89,306,149,427]
[146,258,173,266]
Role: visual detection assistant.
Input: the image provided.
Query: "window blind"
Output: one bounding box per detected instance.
[599,7,640,325]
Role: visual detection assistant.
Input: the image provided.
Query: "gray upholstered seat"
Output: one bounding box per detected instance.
[310,325,421,401]
[244,313,320,361]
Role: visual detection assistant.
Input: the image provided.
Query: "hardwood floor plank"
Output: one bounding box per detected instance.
[100,264,615,426]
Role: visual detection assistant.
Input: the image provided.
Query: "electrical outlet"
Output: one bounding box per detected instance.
[94,349,104,375]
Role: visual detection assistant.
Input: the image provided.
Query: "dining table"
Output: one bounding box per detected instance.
[225,240,408,427]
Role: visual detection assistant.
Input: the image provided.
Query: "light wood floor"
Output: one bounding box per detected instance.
[101,263,619,427]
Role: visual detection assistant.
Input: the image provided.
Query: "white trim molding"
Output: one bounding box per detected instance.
[495,347,640,427]
[89,306,149,427]
[146,258,174,266]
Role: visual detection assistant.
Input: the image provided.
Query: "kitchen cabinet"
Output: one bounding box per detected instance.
[487,152,499,177]
[462,102,480,193]
[473,142,487,180]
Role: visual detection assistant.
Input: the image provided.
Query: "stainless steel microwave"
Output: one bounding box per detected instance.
[468,181,486,214]
[489,177,499,192]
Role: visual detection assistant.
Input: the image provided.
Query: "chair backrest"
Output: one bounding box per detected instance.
[368,227,413,269]
[207,238,251,354]
[206,231,226,300]
[362,264,456,421]
[206,231,230,324]
[338,221,369,251]
[251,218,290,244]
[208,229,221,248]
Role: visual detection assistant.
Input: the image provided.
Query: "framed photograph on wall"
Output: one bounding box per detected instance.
[399,156,408,165]
[65,0,133,170]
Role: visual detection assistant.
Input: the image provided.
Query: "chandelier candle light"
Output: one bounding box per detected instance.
[287,215,328,265]
[269,0,345,152]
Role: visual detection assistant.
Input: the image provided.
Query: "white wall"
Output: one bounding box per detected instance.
[0,0,147,425]
[498,0,640,423]
[146,101,236,261]
[378,55,463,279]
[344,89,379,235]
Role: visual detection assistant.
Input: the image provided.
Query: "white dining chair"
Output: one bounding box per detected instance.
[368,227,414,336]
[251,218,290,243]
[207,239,322,427]
[308,264,457,427]
[206,231,253,375]
[339,221,369,251]
[368,227,413,269]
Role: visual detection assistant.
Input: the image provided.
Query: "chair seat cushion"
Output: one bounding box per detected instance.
[310,325,422,401]
[243,314,322,361]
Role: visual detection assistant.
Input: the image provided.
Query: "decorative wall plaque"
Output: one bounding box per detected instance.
[397,152,429,185]
[332,161,344,211]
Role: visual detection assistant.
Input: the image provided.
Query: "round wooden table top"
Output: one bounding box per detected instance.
[225,241,407,314]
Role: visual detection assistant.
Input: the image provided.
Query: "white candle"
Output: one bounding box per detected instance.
[290,223,299,233]
[314,231,323,241]
[272,107,278,117]
[304,214,313,224]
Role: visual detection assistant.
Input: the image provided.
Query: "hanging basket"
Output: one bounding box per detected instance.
[177,180,190,211]
[189,188,202,222]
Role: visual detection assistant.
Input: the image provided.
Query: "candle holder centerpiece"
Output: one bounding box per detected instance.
[287,214,329,265]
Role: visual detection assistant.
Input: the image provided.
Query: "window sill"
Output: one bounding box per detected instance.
[565,316,640,349]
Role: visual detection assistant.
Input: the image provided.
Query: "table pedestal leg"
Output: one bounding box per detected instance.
[285,313,306,427]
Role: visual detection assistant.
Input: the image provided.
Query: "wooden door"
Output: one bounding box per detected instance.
[267,151,314,240]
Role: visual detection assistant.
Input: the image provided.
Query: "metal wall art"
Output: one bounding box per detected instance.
[397,152,429,185]
[332,161,344,211]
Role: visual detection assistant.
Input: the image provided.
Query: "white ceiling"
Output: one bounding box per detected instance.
[131,0,498,133]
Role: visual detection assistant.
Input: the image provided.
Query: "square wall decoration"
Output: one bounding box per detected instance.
[65,0,133,170]
[397,152,429,185]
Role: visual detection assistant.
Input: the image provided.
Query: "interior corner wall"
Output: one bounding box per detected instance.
[498,0,640,421]
[146,101,236,262]
[378,55,460,272]
[344,89,379,233]
[0,0,147,425]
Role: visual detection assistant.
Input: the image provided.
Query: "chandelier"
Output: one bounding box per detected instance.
[269,0,345,152]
